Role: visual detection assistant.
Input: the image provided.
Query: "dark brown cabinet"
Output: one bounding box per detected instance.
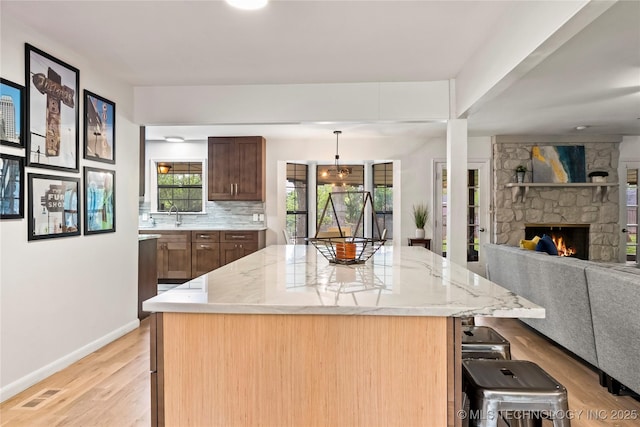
[219,230,264,266]
[191,231,221,277]
[141,229,265,282]
[138,237,158,320]
[208,136,265,201]
[155,231,192,280]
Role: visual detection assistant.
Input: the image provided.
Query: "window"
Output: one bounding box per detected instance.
[467,169,480,262]
[627,168,638,263]
[441,168,447,256]
[317,165,364,237]
[286,163,308,245]
[156,162,203,212]
[372,162,393,240]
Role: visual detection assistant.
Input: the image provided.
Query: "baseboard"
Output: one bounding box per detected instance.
[0,319,140,402]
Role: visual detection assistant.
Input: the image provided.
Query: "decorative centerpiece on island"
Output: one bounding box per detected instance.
[515,165,527,183]
[412,203,429,239]
[307,191,386,264]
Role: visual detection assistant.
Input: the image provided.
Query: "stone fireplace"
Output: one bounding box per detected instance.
[492,136,621,262]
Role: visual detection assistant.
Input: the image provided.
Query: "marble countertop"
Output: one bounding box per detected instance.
[139,225,267,231]
[138,234,161,241]
[143,245,544,318]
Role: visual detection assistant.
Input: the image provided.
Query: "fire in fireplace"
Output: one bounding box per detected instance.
[525,224,590,260]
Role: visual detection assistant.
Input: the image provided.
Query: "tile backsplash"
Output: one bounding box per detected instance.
[139,201,266,228]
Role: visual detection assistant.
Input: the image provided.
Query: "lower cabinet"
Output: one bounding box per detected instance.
[138,237,158,320]
[191,231,220,277]
[220,231,264,266]
[156,232,191,280]
[141,229,265,281]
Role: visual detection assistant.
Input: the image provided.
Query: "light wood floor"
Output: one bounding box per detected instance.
[1,317,639,426]
[0,320,151,427]
[479,317,640,427]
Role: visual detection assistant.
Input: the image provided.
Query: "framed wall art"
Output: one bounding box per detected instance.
[0,153,25,219]
[25,43,79,172]
[83,90,115,164]
[28,173,80,240]
[83,166,115,235]
[0,78,25,148]
[532,145,586,183]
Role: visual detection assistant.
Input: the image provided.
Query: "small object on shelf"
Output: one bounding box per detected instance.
[515,165,527,183]
[588,171,608,183]
[307,191,386,264]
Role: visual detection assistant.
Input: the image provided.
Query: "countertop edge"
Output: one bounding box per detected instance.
[142,301,545,318]
[138,234,162,241]
[139,227,268,231]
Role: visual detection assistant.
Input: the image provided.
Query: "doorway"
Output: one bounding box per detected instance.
[622,162,639,265]
[434,160,490,275]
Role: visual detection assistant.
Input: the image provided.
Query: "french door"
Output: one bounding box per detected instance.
[434,161,490,275]
[622,162,639,265]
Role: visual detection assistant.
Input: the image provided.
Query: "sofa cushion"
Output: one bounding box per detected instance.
[586,266,640,394]
[520,236,540,250]
[535,234,558,255]
[485,244,598,367]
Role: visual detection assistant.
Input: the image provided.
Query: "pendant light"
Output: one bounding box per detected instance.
[157,163,172,174]
[321,130,350,179]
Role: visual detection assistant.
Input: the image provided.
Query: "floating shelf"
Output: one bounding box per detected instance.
[505,182,618,203]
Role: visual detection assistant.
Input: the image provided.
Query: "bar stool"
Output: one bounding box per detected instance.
[463,359,571,427]
[462,326,511,360]
[462,316,476,326]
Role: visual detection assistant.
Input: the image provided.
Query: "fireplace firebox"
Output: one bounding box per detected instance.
[525,224,590,260]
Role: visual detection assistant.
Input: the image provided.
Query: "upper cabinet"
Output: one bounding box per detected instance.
[207,136,265,201]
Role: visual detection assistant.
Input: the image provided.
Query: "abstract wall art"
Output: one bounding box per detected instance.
[532,145,586,183]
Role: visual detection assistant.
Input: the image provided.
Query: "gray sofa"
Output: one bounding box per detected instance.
[485,244,640,395]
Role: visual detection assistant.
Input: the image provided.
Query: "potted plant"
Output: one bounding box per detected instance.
[515,165,527,183]
[412,203,429,239]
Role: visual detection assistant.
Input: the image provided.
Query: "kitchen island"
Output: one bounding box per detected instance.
[143,245,544,427]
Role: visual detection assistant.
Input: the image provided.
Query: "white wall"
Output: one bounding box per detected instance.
[0,17,140,400]
[620,136,640,161]
[143,139,207,205]
[135,81,450,125]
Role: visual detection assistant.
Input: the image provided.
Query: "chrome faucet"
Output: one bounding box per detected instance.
[168,204,181,227]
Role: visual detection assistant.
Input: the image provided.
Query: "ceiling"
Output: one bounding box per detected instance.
[3,0,639,141]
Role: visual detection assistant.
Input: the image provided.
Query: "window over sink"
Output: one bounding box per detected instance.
[151,160,206,213]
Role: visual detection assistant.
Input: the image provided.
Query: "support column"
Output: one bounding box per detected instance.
[446,119,468,266]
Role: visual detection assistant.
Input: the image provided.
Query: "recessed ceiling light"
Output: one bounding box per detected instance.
[164,136,185,143]
[575,125,588,131]
[225,0,268,10]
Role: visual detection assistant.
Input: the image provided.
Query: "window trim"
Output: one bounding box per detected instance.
[286,163,309,244]
[372,162,393,240]
[150,158,207,214]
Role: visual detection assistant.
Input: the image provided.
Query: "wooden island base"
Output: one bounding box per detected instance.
[151,312,461,427]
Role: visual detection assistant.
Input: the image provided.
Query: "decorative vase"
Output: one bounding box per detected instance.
[415,228,425,239]
[516,171,525,183]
